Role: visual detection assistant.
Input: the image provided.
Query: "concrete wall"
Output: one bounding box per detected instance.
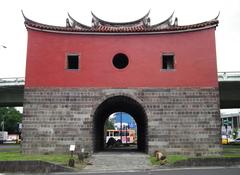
[22,87,222,156]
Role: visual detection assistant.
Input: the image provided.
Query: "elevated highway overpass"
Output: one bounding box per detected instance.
[218,72,240,108]
[0,77,24,107]
[0,72,240,108]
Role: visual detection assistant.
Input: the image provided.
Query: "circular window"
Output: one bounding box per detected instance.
[112,53,129,69]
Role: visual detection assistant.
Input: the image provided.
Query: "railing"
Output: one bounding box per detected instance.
[218,72,240,82]
[0,77,25,86]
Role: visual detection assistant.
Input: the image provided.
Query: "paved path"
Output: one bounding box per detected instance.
[83,151,152,172]
[0,144,20,152]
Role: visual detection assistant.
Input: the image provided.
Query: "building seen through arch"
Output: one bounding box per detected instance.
[104,112,138,150]
[22,11,221,156]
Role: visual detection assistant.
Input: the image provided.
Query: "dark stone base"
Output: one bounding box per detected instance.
[22,87,222,156]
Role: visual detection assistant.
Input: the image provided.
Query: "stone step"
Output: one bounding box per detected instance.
[83,151,152,172]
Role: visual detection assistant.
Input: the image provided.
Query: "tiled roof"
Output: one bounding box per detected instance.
[23,11,219,34]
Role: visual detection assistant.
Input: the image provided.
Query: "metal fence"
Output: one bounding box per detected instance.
[218,72,240,82]
[0,77,25,86]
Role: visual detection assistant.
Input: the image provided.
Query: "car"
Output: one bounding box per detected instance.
[16,138,21,144]
[229,138,240,144]
[4,139,16,144]
[221,138,228,144]
[221,135,229,144]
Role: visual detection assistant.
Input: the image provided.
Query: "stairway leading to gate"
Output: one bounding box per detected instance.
[83,151,152,172]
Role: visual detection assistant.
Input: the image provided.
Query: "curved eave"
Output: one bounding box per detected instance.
[25,22,218,35]
[67,13,91,29]
[22,11,63,31]
[91,10,150,26]
[174,19,219,31]
[151,11,174,28]
[24,21,72,32]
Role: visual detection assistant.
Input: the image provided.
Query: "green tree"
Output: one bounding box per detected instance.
[105,118,115,130]
[233,129,238,139]
[0,107,22,133]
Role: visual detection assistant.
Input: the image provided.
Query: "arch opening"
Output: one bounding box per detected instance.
[104,112,138,151]
[93,96,148,153]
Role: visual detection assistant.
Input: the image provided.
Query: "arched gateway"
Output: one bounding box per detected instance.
[93,95,148,152]
[22,11,222,156]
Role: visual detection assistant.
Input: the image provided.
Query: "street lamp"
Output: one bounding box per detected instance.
[120,112,122,142]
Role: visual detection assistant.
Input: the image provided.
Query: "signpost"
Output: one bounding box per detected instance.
[68,145,75,167]
[223,118,232,126]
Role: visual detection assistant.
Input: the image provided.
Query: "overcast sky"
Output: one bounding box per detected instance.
[0,0,240,78]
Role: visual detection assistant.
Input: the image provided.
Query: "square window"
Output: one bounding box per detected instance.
[67,55,79,69]
[162,55,174,70]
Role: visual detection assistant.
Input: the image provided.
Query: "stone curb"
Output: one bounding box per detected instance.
[0,160,74,173]
[171,157,240,167]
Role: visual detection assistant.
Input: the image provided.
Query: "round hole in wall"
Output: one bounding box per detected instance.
[112,53,129,69]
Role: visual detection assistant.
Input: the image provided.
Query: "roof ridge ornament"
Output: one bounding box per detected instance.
[66,18,71,27]
[173,17,178,26]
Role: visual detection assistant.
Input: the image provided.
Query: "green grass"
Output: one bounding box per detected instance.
[222,144,240,157]
[150,145,240,166]
[1,144,240,167]
[149,156,159,165]
[167,155,188,164]
[149,155,188,165]
[0,151,71,165]
[0,145,72,165]
[0,145,87,170]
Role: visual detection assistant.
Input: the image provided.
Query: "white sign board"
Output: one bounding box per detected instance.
[69,145,75,151]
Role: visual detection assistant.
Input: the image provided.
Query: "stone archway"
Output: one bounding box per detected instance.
[93,95,148,153]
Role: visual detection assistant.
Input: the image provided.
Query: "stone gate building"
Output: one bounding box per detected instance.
[22,11,221,156]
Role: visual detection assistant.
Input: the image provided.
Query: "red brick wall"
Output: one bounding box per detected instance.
[25,29,218,88]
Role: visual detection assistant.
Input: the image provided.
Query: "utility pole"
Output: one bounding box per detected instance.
[125,123,127,144]
[120,112,122,142]
[1,114,4,131]
[2,118,4,131]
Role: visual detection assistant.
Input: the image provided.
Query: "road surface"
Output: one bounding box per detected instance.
[50,167,240,175]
